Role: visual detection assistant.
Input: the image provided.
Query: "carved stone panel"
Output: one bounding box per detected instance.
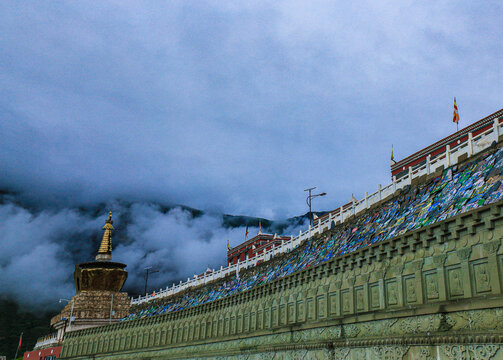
[138,332,145,349]
[371,345,409,359]
[471,260,492,295]
[355,286,365,312]
[317,295,327,319]
[386,280,398,306]
[237,313,243,333]
[297,300,305,322]
[264,308,271,329]
[226,316,232,335]
[250,311,256,331]
[230,316,236,335]
[423,270,439,300]
[403,275,417,304]
[217,317,223,337]
[183,324,189,342]
[188,322,194,342]
[170,325,178,347]
[211,319,222,337]
[148,325,154,348]
[342,290,351,314]
[175,324,182,346]
[165,328,171,345]
[115,335,120,352]
[307,298,315,320]
[257,309,264,330]
[288,302,295,323]
[369,283,380,309]
[446,266,464,298]
[279,304,287,325]
[440,344,499,359]
[200,321,206,340]
[173,327,178,345]
[244,313,250,332]
[328,291,338,316]
[272,305,278,327]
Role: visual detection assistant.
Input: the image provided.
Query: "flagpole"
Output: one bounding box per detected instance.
[14,332,23,360]
[453,97,459,132]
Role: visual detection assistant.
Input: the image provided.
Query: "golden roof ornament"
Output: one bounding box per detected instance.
[96,211,114,261]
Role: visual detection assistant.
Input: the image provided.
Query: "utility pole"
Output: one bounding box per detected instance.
[144,266,159,296]
[109,293,114,324]
[304,187,327,226]
[68,299,74,331]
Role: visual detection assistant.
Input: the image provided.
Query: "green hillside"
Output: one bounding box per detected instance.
[0,299,57,359]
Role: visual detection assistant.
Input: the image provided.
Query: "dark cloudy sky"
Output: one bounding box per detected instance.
[1,1,501,218]
[1,2,502,308]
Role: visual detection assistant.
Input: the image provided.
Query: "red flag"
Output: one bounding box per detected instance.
[17,332,23,351]
[453,97,459,124]
[245,226,249,239]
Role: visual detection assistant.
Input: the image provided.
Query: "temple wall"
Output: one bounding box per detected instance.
[61,201,503,359]
[51,291,130,327]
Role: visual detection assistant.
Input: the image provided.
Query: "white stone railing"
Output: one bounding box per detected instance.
[130,233,306,305]
[314,117,502,229]
[131,117,502,306]
[34,333,59,349]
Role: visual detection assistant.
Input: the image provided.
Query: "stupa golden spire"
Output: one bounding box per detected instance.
[96,211,114,261]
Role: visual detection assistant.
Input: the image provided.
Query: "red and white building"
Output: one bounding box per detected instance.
[227,232,292,265]
[23,343,61,360]
[391,108,503,180]
[312,108,503,228]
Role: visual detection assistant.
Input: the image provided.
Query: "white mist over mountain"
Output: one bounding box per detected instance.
[0,196,308,310]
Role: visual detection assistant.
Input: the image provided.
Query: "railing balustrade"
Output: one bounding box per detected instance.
[34,333,59,349]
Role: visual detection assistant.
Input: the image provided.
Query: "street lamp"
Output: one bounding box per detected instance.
[144,266,159,296]
[304,187,327,226]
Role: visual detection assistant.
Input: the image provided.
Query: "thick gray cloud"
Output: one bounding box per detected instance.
[0,198,308,308]
[0,202,99,307]
[1,1,502,218]
[1,0,502,310]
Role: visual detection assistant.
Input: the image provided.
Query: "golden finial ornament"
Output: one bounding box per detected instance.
[96,211,114,261]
